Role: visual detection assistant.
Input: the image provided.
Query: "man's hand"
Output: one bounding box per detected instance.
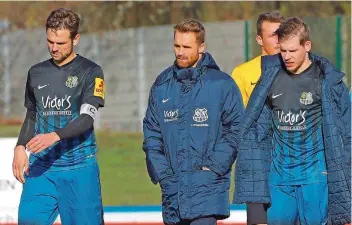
[26,132,60,154]
[201,166,211,171]
[12,145,29,183]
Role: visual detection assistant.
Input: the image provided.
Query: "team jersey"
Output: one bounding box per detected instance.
[24,55,105,170]
[231,56,261,107]
[267,62,327,185]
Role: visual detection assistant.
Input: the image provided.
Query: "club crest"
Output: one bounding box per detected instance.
[66,76,78,88]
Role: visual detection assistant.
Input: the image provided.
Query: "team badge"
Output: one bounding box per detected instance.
[65,76,78,88]
[193,108,208,123]
[94,77,105,99]
[300,92,313,105]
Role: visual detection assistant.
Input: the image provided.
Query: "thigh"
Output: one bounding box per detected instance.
[18,168,59,225]
[267,185,299,225]
[57,162,104,225]
[190,217,217,225]
[298,182,328,225]
[246,203,268,225]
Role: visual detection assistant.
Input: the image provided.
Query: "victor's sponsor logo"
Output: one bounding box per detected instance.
[276,110,307,131]
[164,109,178,122]
[42,95,72,116]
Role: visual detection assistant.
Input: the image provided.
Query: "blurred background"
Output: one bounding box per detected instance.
[0,1,350,223]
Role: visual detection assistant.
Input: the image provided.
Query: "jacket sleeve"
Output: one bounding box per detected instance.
[203,80,244,176]
[336,81,351,167]
[142,84,173,184]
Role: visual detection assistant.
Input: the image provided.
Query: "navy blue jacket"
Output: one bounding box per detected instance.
[143,52,244,224]
[233,53,351,225]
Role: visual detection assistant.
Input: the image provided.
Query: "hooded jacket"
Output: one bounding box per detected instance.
[233,53,351,225]
[143,52,244,224]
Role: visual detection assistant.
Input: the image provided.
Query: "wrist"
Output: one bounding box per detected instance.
[14,145,26,151]
[51,132,61,142]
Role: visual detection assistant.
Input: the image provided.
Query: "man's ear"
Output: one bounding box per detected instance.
[72,34,80,46]
[199,42,205,54]
[256,34,263,47]
[304,40,312,52]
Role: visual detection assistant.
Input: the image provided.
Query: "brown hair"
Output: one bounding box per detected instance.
[173,19,205,44]
[46,8,80,39]
[257,11,285,36]
[275,17,310,45]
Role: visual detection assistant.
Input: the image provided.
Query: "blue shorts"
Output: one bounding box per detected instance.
[267,182,328,225]
[18,161,104,225]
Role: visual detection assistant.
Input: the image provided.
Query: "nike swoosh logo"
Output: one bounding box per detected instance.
[38,84,49,89]
[272,93,283,99]
[251,82,257,85]
[162,98,171,103]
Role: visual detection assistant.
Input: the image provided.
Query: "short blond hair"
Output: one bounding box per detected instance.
[173,19,205,44]
[275,17,310,45]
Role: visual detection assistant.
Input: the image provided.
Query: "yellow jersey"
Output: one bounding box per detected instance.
[231,56,262,107]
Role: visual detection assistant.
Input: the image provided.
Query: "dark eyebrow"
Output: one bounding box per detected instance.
[47,38,67,45]
[174,44,191,48]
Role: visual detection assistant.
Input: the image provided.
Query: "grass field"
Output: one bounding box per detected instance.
[0,125,235,206]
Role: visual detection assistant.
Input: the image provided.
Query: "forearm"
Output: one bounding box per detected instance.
[203,121,241,175]
[56,103,98,140]
[144,148,173,184]
[143,127,172,184]
[17,109,36,147]
[204,81,244,175]
[143,85,173,184]
[204,139,238,175]
[56,114,94,140]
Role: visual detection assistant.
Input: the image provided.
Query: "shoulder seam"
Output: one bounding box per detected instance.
[154,65,174,86]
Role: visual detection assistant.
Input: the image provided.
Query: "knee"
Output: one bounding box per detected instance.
[18,204,51,225]
[18,212,43,225]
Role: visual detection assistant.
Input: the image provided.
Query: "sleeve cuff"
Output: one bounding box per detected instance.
[152,168,173,184]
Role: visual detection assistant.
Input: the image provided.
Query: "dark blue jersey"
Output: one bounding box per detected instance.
[267,62,327,185]
[24,55,105,170]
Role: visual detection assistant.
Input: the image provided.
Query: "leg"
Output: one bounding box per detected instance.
[297,182,328,225]
[246,203,268,225]
[18,168,59,225]
[56,162,104,225]
[190,217,217,225]
[267,185,299,225]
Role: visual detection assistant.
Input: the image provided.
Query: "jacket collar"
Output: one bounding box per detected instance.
[261,53,345,86]
[173,52,220,84]
[309,53,345,85]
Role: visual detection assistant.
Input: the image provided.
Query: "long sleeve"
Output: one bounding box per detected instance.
[336,81,351,169]
[16,109,36,147]
[142,85,173,184]
[203,80,244,175]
